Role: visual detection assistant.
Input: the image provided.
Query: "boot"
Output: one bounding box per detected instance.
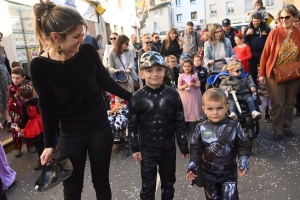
[114,130,121,141]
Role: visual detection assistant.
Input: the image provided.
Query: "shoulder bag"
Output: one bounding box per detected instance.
[273,30,300,84]
[118,55,140,91]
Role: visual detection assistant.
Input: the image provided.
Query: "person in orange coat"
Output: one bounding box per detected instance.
[233,32,252,74]
[258,4,300,142]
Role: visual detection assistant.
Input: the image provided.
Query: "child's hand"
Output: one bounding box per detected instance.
[185,84,189,88]
[186,171,197,181]
[251,87,256,92]
[227,86,232,91]
[0,123,3,130]
[182,154,189,158]
[15,127,21,132]
[238,168,247,177]
[132,152,143,162]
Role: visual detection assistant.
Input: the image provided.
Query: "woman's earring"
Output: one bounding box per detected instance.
[57,45,63,55]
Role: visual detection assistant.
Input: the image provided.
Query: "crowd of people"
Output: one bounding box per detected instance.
[0,0,300,199]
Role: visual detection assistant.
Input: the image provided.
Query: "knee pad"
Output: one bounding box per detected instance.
[222,182,238,200]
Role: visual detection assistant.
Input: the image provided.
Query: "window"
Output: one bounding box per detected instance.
[245,0,253,12]
[176,0,181,6]
[227,2,234,14]
[210,4,217,17]
[154,10,158,16]
[154,22,158,31]
[265,0,274,8]
[190,0,196,3]
[177,14,182,22]
[160,9,164,15]
[191,12,197,20]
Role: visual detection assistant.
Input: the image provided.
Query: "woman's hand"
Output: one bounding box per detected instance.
[230,57,236,61]
[40,148,54,165]
[132,152,142,162]
[124,69,131,73]
[186,171,197,181]
[251,87,256,93]
[114,69,120,73]
[259,76,266,85]
[208,60,214,65]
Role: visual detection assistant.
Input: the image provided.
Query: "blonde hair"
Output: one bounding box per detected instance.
[202,88,227,106]
[222,61,242,72]
[166,55,177,62]
[254,0,263,8]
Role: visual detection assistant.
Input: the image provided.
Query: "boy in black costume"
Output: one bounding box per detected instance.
[128,51,189,200]
[186,88,250,199]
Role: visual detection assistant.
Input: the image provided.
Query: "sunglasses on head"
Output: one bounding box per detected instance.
[279,15,290,21]
[234,69,243,73]
[110,37,116,40]
[145,41,153,44]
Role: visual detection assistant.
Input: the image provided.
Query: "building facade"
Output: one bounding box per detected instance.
[205,0,283,29]
[171,0,206,31]
[139,2,172,35]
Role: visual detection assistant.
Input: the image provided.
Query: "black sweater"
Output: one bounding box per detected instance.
[160,39,183,59]
[30,43,132,148]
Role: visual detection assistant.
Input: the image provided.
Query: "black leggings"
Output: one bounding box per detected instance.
[59,125,114,200]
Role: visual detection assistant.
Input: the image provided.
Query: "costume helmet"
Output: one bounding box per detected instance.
[140,51,166,70]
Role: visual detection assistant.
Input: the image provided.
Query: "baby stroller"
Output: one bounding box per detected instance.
[107,94,130,156]
[206,59,261,153]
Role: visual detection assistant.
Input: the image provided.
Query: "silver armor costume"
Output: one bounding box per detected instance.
[188,117,250,200]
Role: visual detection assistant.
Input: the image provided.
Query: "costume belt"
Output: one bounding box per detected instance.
[201,159,236,171]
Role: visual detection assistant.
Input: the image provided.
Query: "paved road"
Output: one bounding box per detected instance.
[3,114,300,200]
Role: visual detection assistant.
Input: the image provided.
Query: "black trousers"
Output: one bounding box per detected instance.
[60,125,113,200]
[203,166,239,200]
[249,55,261,87]
[140,145,176,200]
[0,177,7,200]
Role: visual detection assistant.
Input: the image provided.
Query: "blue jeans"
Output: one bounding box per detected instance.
[228,96,256,114]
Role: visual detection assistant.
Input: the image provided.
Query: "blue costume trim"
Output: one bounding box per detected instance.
[238,155,250,172]
[207,71,249,85]
[188,161,199,174]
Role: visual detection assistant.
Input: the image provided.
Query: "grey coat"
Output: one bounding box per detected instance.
[108,50,138,81]
[220,75,255,100]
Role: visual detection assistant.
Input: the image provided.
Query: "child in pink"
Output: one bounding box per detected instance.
[177,59,203,127]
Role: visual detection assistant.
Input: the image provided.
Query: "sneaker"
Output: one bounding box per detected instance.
[229,112,238,120]
[296,109,300,117]
[264,114,271,123]
[114,131,121,141]
[15,149,22,157]
[251,111,262,119]
[27,147,36,153]
[34,161,44,171]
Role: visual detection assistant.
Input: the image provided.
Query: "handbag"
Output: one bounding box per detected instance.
[111,71,129,83]
[34,155,73,191]
[119,55,140,91]
[273,61,300,84]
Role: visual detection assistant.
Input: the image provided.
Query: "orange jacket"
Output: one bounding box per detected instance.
[259,26,300,78]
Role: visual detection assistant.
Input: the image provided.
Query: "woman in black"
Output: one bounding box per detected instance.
[31,1,131,199]
[160,28,183,60]
[151,32,161,53]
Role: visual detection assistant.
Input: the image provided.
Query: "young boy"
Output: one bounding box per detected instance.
[186,88,250,199]
[8,67,35,157]
[128,51,189,199]
[166,55,180,88]
[11,61,31,81]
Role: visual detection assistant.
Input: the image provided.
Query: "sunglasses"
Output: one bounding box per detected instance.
[234,69,243,73]
[154,37,159,39]
[145,41,153,44]
[279,15,291,21]
[214,30,223,34]
[110,37,116,40]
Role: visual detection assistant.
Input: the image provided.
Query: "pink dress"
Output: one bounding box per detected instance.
[0,142,16,190]
[178,73,203,122]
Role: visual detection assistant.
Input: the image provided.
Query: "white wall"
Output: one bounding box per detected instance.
[205,0,283,26]
[172,0,206,30]
[140,6,172,34]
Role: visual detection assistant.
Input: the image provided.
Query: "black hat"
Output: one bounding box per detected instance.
[222,18,231,26]
[34,155,73,192]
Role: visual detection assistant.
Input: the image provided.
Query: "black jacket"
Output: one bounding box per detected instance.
[128,84,189,154]
[224,27,238,48]
[244,23,270,55]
